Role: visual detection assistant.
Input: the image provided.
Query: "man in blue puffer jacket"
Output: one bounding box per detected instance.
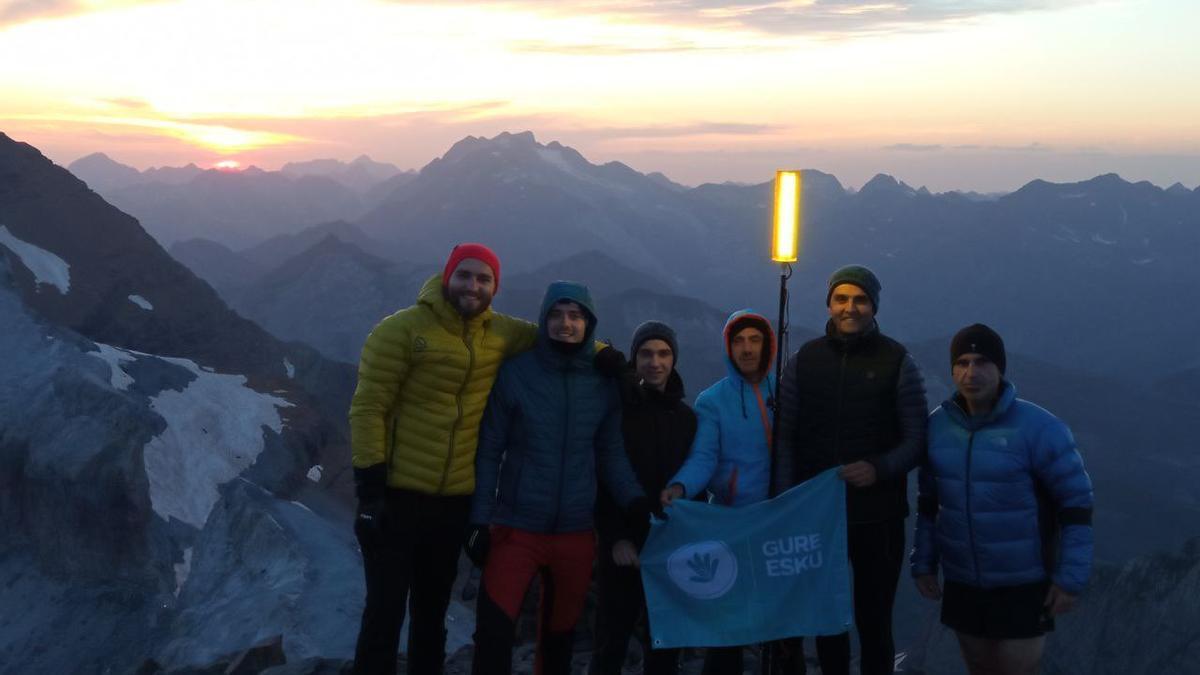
[466,281,646,675]
[911,324,1094,675]
[660,309,776,674]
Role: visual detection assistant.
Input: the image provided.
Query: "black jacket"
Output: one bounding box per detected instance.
[596,369,697,546]
[772,320,928,523]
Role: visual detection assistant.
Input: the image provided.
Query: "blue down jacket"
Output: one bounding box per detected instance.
[670,309,776,507]
[470,281,644,533]
[911,382,1094,594]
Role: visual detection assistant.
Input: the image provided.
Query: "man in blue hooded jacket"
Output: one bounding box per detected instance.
[660,309,776,675]
[911,324,1094,675]
[465,281,647,675]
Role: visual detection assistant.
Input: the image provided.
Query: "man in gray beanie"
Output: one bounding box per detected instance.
[772,264,928,675]
[591,320,696,675]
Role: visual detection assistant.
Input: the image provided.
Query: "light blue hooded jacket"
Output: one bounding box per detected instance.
[669,310,776,507]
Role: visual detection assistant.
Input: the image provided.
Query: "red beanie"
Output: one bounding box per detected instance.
[442,243,501,293]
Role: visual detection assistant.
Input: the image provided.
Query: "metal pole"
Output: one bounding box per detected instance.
[763,262,791,675]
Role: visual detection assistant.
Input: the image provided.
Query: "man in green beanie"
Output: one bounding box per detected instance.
[772,264,928,675]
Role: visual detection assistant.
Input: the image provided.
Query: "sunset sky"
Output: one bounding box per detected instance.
[2,0,1197,191]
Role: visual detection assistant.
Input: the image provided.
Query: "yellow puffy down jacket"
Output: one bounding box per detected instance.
[349,274,537,495]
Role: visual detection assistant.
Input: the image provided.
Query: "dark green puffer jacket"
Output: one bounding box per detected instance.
[470,281,644,533]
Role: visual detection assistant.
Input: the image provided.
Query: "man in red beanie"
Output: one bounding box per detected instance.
[349,243,538,675]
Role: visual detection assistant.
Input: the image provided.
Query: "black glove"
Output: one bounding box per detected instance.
[593,343,628,378]
[464,525,491,568]
[354,464,388,535]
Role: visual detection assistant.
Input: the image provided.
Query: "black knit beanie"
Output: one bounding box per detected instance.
[950,323,1006,374]
[630,320,679,365]
[826,264,882,312]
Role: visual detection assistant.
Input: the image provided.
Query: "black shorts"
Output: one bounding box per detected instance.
[941,580,1054,640]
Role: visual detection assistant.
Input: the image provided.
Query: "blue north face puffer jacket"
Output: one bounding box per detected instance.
[911,382,1094,594]
[670,309,776,507]
[470,281,644,533]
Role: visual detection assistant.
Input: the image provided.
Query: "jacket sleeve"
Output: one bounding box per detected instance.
[867,353,929,481]
[497,315,538,357]
[771,357,802,496]
[348,313,410,469]
[1032,419,1095,595]
[470,363,517,525]
[670,391,721,499]
[910,450,940,577]
[595,382,645,509]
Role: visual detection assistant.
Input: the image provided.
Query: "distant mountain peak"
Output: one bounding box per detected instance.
[70,151,125,167]
[859,173,916,197]
[1166,181,1191,195]
[494,130,537,146]
[67,152,142,192]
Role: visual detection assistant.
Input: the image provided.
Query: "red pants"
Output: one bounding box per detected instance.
[472,527,595,675]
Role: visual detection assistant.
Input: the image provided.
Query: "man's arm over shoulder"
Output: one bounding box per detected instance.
[1032,416,1095,594]
[670,389,722,499]
[595,382,645,509]
[470,361,520,525]
[868,353,929,480]
[348,311,413,469]
[491,312,538,356]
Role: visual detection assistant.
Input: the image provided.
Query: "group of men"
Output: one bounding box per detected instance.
[347,243,1095,675]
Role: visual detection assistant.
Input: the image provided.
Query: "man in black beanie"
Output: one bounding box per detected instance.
[772,264,928,675]
[912,323,1093,675]
[591,320,697,675]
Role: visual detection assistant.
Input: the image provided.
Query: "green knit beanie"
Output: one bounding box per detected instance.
[826,265,882,312]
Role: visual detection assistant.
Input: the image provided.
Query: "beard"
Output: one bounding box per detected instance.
[447,287,493,318]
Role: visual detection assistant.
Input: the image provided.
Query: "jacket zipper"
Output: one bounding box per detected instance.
[833,351,848,464]
[551,366,570,532]
[439,322,476,493]
[964,431,982,585]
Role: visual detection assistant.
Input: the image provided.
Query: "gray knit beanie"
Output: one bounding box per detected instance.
[826,264,882,312]
[630,321,679,365]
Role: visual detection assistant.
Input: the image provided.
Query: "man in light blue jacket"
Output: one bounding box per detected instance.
[911,324,1094,675]
[660,309,776,674]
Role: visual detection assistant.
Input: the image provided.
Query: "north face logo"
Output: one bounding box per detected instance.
[667,540,738,600]
[413,337,428,352]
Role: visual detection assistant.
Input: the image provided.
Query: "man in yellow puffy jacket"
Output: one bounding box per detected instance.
[348,243,537,675]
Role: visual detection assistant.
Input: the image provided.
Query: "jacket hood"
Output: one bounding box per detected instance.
[536,280,598,363]
[722,309,776,383]
[944,380,1017,430]
[418,273,492,331]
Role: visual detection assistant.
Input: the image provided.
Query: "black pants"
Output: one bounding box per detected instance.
[813,518,905,675]
[590,542,681,675]
[352,489,471,675]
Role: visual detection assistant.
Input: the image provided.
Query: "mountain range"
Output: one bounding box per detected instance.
[74,132,1199,383]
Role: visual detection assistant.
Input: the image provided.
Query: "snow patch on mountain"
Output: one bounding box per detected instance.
[128,294,153,310]
[284,357,295,379]
[174,547,193,597]
[306,465,323,482]
[536,147,632,193]
[0,225,71,293]
[142,357,295,528]
[87,343,138,390]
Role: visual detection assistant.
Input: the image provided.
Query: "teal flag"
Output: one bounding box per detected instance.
[640,468,853,648]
